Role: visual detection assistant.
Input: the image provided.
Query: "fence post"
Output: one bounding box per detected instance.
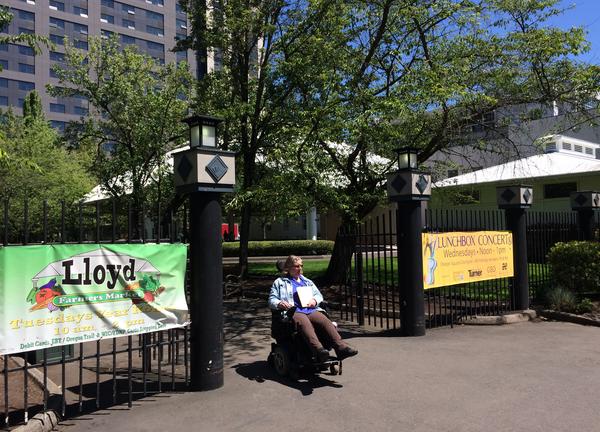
[386,148,431,336]
[497,185,533,311]
[175,115,235,391]
[356,236,365,326]
[570,191,600,241]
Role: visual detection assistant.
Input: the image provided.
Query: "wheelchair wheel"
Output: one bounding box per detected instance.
[271,346,290,377]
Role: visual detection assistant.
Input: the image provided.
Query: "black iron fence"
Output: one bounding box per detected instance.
[1,198,190,429]
[335,207,597,331]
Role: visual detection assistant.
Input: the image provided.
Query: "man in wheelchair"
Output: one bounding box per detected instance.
[268,255,358,376]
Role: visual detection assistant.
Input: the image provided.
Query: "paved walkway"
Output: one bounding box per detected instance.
[55,298,600,432]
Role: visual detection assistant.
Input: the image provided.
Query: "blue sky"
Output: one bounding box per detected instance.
[548,0,600,63]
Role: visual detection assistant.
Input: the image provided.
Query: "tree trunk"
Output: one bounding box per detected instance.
[324,223,357,285]
[239,201,252,278]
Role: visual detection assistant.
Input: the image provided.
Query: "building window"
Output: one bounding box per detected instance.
[73,6,88,17]
[18,98,25,108]
[176,50,187,63]
[101,30,113,39]
[0,96,8,106]
[73,23,88,34]
[73,106,88,115]
[49,0,65,11]
[176,18,187,29]
[50,103,66,113]
[18,63,35,74]
[18,45,34,56]
[176,3,184,13]
[121,34,136,45]
[18,27,35,35]
[101,0,114,8]
[49,34,64,45]
[49,67,59,78]
[146,40,163,51]
[0,44,7,51]
[146,25,163,36]
[50,120,66,132]
[122,4,135,14]
[73,39,88,50]
[122,19,135,29]
[18,10,35,21]
[18,81,35,91]
[0,60,8,69]
[146,10,163,21]
[544,182,577,199]
[146,0,164,6]
[0,78,7,87]
[100,14,114,24]
[49,17,65,29]
[49,51,65,61]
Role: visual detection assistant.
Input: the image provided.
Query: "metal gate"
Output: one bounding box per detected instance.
[1,198,190,429]
[334,208,596,330]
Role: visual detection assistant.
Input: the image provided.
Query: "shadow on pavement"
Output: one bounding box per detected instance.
[232,361,343,396]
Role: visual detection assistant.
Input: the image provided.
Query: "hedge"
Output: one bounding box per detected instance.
[222,240,334,257]
[547,241,600,294]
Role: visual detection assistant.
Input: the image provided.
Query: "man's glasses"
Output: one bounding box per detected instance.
[293,264,303,268]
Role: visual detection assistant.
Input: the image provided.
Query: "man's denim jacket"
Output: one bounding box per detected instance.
[268,275,324,314]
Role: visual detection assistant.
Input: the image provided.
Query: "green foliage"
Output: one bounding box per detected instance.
[575,298,594,314]
[222,240,334,257]
[0,112,94,241]
[544,286,577,312]
[47,36,192,212]
[22,91,44,126]
[547,241,600,294]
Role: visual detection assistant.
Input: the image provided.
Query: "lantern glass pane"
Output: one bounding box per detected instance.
[398,153,409,169]
[202,125,216,147]
[409,152,417,169]
[190,124,200,148]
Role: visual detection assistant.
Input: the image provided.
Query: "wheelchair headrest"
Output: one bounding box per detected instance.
[276,260,285,273]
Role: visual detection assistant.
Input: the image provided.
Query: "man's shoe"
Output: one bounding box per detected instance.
[316,348,330,363]
[336,346,358,360]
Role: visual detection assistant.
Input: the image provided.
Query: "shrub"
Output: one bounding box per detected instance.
[222,240,334,257]
[544,286,577,313]
[576,298,594,314]
[547,241,600,294]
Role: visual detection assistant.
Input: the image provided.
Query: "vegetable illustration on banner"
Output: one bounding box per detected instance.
[0,244,188,355]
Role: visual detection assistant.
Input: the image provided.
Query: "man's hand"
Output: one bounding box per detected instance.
[306,298,317,308]
[278,300,292,310]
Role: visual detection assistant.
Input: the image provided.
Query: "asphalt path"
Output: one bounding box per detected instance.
[56,298,600,432]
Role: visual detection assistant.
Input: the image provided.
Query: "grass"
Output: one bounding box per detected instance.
[224,259,331,278]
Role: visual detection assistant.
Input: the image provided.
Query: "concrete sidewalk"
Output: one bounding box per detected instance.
[55,298,600,432]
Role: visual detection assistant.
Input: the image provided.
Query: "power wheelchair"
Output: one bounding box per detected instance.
[267,304,342,380]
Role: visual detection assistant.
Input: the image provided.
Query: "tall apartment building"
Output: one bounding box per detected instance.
[0,0,198,132]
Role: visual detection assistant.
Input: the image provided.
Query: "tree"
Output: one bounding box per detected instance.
[180,0,600,282]
[48,36,192,234]
[22,90,44,126]
[0,110,93,241]
[0,7,51,167]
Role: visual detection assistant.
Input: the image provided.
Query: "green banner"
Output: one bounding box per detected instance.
[0,244,188,355]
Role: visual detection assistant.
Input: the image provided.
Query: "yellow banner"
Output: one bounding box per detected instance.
[422,231,514,289]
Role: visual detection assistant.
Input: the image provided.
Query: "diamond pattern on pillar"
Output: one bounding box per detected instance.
[501,188,516,202]
[522,188,532,204]
[415,175,429,194]
[575,193,588,207]
[206,155,228,183]
[177,155,193,182]
[391,175,407,193]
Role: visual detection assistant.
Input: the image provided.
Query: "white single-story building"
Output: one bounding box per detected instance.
[431,135,600,211]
